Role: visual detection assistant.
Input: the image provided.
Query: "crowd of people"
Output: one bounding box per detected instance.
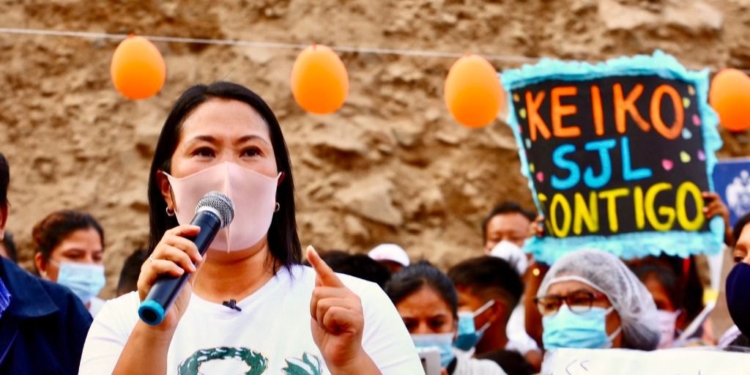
[0,81,748,375]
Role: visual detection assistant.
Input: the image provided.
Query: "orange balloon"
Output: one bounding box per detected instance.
[290,45,349,115]
[444,54,505,128]
[709,68,750,132]
[110,36,166,100]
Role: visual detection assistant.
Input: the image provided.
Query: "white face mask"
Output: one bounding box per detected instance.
[489,240,528,275]
[656,309,680,349]
[165,162,279,252]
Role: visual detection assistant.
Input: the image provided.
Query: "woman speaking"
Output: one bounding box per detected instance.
[79,82,421,374]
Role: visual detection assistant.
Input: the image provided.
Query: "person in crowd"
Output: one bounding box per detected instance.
[626,193,731,347]
[368,243,410,273]
[724,211,750,348]
[314,249,351,266]
[522,262,547,351]
[0,230,17,263]
[0,153,92,374]
[535,249,660,353]
[320,250,392,290]
[482,202,542,367]
[482,202,537,253]
[79,82,421,374]
[522,191,728,350]
[32,210,107,317]
[703,191,734,247]
[488,241,528,280]
[117,248,148,297]
[448,257,539,371]
[386,262,511,375]
[486,240,540,365]
[630,260,684,348]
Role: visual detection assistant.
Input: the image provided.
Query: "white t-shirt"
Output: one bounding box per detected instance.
[453,350,507,375]
[505,305,540,355]
[79,265,422,375]
[88,296,105,318]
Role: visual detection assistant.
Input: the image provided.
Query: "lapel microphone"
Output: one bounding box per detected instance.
[222,299,242,312]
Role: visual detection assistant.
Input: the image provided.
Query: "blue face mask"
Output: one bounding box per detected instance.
[454,300,494,351]
[56,262,106,304]
[412,333,456,368]
[542,304,621,350]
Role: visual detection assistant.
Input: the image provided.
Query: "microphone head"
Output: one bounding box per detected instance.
[196,191,235,229]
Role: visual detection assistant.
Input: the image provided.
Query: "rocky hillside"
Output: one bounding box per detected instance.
[0,0,748,296]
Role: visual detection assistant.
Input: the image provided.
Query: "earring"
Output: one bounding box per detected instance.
[166,206,175,217]
[274,202,280,212]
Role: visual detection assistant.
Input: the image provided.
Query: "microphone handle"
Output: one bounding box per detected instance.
[138,210,222,326]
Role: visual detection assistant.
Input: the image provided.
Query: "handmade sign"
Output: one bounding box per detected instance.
[713,158,750,227]
[547,348,749,375]
[501,51,724,264]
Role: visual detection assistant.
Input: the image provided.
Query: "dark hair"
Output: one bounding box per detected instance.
[448,256,524,309]
[728,334,750,351]
[733,212,750,247]
[476,350,535,375]
[629,254,704,322]
[631,261,683,310]
[682,255,705,323]
[482,201,536,243]
[0,153,8,208]
[32,210,105,261]
[117,248,149,295]
[323,253,392,289]
[1,231,17,263]
[385,261,458,319]
[315,250,351,266]
[147,82,301,269]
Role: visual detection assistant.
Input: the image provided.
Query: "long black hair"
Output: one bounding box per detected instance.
[0,153,8,209]
[147,82,301,269]
[385,261,459,319]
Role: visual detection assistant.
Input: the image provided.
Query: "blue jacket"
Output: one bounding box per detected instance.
[0,257,92,374]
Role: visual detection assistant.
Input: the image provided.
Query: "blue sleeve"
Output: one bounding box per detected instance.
[45,282,93,374]
[65,292,93,372]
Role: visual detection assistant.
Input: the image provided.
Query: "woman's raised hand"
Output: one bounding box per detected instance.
[307,246,380,374]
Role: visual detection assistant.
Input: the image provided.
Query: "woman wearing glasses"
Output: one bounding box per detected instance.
[534,249,660,351]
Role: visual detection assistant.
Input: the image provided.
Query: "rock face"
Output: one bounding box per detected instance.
[0,0,749,296]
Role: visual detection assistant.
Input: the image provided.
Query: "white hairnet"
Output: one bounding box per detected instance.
[537,249,660,350]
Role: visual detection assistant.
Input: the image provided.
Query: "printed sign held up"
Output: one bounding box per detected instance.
[713,158,750,227]
[501,51,724,264]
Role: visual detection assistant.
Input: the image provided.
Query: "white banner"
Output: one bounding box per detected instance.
[546,348,750,375]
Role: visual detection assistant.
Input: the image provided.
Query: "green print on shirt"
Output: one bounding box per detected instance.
[177,347,268,375]
[281,353,323,375]
[177,347,323,375]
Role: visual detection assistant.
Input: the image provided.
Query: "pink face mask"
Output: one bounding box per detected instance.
[164,162,279,252]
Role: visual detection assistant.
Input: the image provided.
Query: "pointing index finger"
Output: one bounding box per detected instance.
[307,245,344,288]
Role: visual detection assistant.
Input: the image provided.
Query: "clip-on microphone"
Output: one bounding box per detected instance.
[222,299,242,312]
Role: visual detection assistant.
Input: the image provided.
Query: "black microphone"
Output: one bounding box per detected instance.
[138,191,235,326]
[222,299,242,312]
